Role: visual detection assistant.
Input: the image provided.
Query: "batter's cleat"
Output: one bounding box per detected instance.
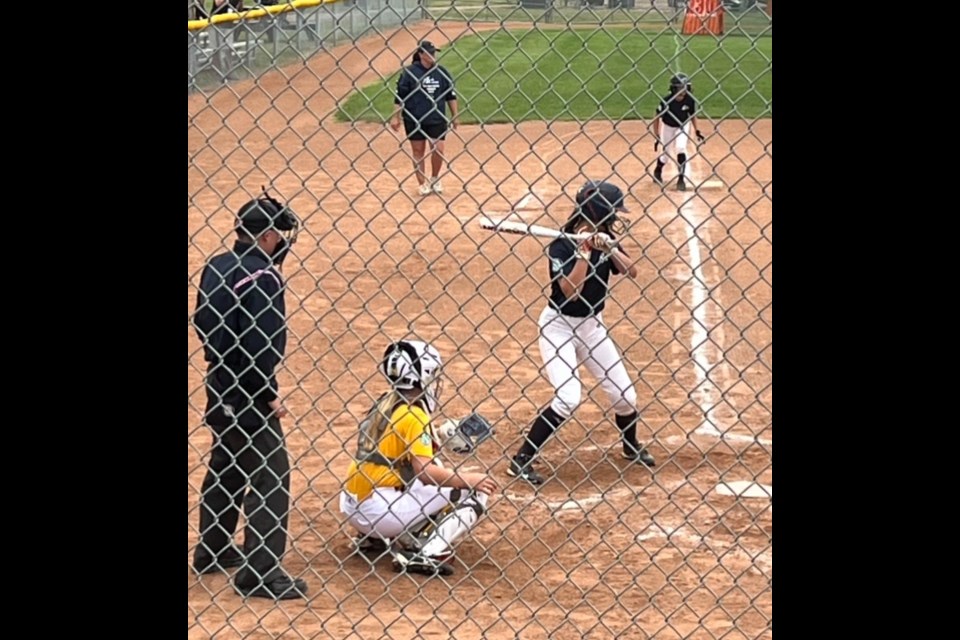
[418,182,433,196]
[677,178,687,192]
[391,549,454,577]
[622,445,657,468]
[432,179,444,194]
[507,454,545,485]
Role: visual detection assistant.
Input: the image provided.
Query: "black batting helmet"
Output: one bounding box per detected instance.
[563,180,629,234]
[670,73,691,94]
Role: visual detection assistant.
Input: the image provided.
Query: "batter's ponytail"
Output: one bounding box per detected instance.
[562,206,584,234]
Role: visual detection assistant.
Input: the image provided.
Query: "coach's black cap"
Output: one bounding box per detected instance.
[418,41,440,55]
[236,196,298,234]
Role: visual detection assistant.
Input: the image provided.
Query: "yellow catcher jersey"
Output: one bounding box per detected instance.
[345,402,434,502]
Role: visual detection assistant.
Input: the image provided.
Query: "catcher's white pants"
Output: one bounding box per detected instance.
[658,122,691,178]
[538,306,637,419]
[340,479,488,556]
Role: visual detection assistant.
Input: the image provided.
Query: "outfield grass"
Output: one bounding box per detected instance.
[336,30,771,123]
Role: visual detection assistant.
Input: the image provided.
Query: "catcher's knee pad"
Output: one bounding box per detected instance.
[448,489,486,516]
[463,495,485,517]
[417,502,482,558]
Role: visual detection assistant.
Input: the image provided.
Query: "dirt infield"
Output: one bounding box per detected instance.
[188,21,771,640]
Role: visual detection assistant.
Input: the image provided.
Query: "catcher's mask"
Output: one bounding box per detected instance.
[380,340,444,413]
[564,180,629,235]
[236,187,301,266]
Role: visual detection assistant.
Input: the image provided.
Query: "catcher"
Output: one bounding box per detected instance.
[339,339,498,577]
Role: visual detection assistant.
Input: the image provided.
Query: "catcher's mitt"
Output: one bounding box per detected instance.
[434,412,496,454]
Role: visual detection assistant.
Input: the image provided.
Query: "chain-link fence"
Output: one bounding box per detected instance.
[188,0,771,637]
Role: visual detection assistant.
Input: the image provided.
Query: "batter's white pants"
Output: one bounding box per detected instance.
[339,479,488,542]
[658,122,691,178]
[538,306,638,419]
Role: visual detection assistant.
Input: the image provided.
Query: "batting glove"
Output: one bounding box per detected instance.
[593,232,616,254]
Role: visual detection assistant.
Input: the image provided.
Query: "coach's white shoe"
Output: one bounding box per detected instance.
[418,182,433,196]
[432,179,444,194]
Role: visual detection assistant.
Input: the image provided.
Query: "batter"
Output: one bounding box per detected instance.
[653,73,706,192]
[507,180,657,485]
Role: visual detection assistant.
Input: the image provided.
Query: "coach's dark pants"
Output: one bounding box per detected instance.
[194,410,291,587]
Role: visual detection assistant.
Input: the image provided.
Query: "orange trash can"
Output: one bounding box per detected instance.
[682,0,725,36]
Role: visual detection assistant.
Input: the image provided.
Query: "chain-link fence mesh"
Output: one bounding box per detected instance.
[188,0,771,637]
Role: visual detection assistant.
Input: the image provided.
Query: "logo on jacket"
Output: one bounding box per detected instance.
[422,76,440,95]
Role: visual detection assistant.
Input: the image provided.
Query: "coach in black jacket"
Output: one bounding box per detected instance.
[391,40,460,196]
[191,191,307,600]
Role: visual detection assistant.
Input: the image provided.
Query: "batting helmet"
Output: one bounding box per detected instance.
[670,73,691,94]
[573,180,629,232]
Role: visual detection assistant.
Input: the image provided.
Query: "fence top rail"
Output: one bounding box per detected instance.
[188,0,343,32]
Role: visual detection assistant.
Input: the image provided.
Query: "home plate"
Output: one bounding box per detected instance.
[715,481,772,498]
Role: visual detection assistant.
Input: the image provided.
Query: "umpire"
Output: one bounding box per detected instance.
[191,190,306,600]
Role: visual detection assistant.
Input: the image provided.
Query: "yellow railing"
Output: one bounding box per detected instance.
[188,0,343,32]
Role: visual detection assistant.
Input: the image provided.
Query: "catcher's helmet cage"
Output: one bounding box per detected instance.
[381,340,444,412]
[237,190,299,235]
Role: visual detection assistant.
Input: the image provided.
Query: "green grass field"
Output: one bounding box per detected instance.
[336,30,771,124]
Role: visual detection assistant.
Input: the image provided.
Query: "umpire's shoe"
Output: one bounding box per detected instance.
[193,545,244,575]
[507,453,545,485]
[392,550,454,577]
[234,574,308,600]
[622,443,657,467]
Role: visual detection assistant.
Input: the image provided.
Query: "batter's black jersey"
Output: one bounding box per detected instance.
[547,237,624,318]
[193,241,287,405]
[394,62,457,125]
[657,92,697,128]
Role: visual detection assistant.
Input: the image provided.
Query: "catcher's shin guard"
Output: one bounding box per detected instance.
[401,493,486,559]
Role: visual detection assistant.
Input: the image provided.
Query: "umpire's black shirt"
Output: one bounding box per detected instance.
[547,237,624,318]
[394,61,457,125]
[193,241,286,427]
[657,92,697,128]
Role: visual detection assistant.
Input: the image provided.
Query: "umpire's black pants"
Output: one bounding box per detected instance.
[194,411,291,587]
